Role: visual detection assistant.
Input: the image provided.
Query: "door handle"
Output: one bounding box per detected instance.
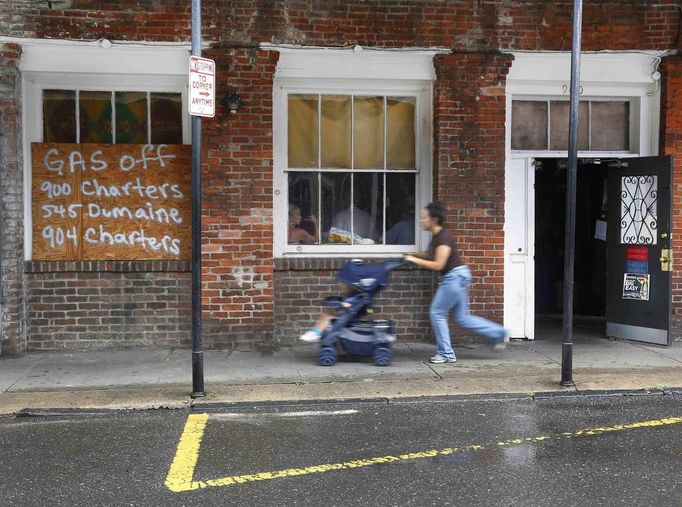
[661,233,668,239]
[660,249,673,271]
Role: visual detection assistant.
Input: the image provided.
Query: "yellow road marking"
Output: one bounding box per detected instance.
[165,414,682,493]
[165,413,209,492]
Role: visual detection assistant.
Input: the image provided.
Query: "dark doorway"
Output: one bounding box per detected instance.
[534,159,609,332]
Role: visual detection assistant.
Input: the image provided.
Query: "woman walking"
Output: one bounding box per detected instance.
[403,202,507,363]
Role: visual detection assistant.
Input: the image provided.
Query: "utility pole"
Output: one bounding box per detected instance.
[561,0,583,387]
[190,0,205,398]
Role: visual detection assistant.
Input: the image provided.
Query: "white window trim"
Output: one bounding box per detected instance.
[269,47,445,258]
[505,51,666,158]
[19,40,191,260]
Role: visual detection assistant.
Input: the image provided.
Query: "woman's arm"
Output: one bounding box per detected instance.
[404,245,451,271]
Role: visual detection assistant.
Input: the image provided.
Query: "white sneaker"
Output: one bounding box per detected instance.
[299,330,321,342]
[429,354,456,364]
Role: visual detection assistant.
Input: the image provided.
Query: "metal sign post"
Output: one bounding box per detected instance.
[190,0,205,398]
[561,0,583,387]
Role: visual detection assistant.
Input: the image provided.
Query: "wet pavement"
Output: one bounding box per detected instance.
[1,394,680,506]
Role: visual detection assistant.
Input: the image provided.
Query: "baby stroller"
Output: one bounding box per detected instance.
[318,259,403,367]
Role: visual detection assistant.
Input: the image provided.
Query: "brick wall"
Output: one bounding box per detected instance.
[274,259,434,346]
[24,261,191,349]
[1,2,682,350]
[200,47,278,349]
[660,56,682,341]
[0,43,24,354]
[433,53,513,325]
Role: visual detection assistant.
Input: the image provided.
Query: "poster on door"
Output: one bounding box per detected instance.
[622,273,650,301]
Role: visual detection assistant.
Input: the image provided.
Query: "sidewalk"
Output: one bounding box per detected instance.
[1,334,681,415]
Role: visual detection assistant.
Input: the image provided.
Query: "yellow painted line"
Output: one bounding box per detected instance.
[165,413,209,493]
[165,414,682,493]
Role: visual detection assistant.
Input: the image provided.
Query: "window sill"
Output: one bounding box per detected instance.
[25,260,191,273]
[274,257,421,272]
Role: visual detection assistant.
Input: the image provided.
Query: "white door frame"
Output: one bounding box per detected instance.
[504,157,535,339]
[503,51,664,340]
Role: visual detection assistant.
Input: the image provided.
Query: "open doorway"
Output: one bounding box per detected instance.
[534,158,609,340]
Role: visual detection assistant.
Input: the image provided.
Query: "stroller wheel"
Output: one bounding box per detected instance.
[318,346,338,366]
[373,346,393,367]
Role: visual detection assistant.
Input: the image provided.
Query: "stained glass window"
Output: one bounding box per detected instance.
[115,92,148,144]
[42,90,183,145]
[79,91,113,143]
[43,90,77,143]
[151,93,183,145]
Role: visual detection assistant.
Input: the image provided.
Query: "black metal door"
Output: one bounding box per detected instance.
[606,156,672,346]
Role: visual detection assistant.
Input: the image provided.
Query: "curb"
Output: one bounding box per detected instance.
[8,388,680,418]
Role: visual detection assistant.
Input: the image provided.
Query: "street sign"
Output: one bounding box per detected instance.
[188,55,215,118]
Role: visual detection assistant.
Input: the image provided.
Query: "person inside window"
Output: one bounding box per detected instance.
[288,204,318,244]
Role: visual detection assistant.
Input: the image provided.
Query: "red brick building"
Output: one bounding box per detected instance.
[1,1,681,354]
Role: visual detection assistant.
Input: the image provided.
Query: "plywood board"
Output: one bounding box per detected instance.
[32,143,191,260]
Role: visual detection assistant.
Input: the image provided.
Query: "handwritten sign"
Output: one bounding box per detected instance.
[32,143,191,260]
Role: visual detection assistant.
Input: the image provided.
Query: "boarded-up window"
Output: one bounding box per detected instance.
[591,101,630,151]
[32,143,191,260]
[511,101,548,150]
[549,101,589,151]
[512,99,631,152]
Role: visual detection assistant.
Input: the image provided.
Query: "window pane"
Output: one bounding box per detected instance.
[288,95,319,168]
[80,91,113,143]
[321,96,351,168]
[591,101,629,151]
[386,97,415,169]
[354,96,384,168]
[549,101,589,151]
[115,92,148,144]
[385,173,416,245]
[352,173,383,244]
[288,172,319,245]
[43,90,77,143]
[511,101,548,150]
[151,93,183,144]
[322,173,351,244]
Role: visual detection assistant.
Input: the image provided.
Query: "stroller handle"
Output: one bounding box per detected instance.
[383,259,407,271]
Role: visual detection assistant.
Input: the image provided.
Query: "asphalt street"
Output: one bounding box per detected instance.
[0,394,680,506]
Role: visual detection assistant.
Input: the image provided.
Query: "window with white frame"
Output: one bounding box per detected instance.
[272,48,438,257]
[286,93,418,247]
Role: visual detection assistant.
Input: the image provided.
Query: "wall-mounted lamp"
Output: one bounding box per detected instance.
[224,92,244,114]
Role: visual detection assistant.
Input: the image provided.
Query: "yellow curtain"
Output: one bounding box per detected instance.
[321,96,351,168]
[288,95,318,168]
[386,97,415,169]
[354,97,384,169]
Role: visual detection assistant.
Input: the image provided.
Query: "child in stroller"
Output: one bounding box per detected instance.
[299,259,403,366]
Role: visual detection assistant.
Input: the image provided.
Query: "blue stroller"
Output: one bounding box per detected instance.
[318,259,403,367]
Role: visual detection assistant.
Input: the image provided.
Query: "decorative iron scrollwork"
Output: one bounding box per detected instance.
[620,175,658,245]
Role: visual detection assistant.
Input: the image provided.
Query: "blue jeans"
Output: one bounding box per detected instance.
[429,265,505,360]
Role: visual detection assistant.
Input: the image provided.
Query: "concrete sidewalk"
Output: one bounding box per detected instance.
[1,334,681,415]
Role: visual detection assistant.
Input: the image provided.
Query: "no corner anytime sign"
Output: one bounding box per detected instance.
[189,56,216,118]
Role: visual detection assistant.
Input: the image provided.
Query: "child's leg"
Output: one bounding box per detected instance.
[300,313,334,342]
[314,313,334,331]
